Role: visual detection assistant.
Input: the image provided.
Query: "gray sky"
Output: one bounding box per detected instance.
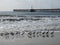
[0,0,60,11]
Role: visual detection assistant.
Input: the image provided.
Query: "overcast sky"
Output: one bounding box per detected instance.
[0,0,60,11]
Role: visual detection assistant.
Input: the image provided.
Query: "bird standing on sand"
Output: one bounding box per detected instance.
[10,32,14,36]
[0,33,4,36]
[50,31,54,35]
[46,30,49,34]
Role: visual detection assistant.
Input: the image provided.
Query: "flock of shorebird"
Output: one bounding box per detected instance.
[0,30,54,39]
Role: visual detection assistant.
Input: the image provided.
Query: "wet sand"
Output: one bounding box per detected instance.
[0,31,60,45]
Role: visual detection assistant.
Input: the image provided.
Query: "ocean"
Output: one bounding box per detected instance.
[0,11,60,45]
[0,11,60,15]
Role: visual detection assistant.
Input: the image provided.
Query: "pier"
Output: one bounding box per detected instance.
[13,9,60,12]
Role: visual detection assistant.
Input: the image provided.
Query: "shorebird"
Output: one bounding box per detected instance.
[21,31,25,35]
[36,31,41,37]
[4,32,10,39]
[50,31,54,35]
[42,31,45,34]
[27,31,32,38]
[46,30,49,34]
[4,32,9,36]
[15,31,20,35]
[10,32,14,36]
[0,33,4,36]
[28,32,32,35]
[32,31,36,37]
[45,30,49,37]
